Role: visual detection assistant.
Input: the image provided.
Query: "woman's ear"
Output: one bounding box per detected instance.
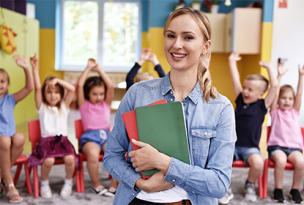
[201,40,211,56]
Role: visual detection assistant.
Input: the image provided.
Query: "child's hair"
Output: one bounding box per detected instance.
[0,68,10,84]
[41,76,65,108]
[245,74,269,93]
[83,76,106,101]
[279,84,295,99]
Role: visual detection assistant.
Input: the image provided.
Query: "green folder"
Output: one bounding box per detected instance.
[135,101,190,176]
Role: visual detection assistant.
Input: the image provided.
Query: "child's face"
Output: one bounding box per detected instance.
[44,85,62,106]
[0,73,9,97]
[242,79,264,104]
[89,85,105,104]
[278,90,294,110]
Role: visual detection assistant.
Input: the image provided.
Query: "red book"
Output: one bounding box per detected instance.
[122,99,167,150]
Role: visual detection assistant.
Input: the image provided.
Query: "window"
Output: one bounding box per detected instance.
[57,0,140,72]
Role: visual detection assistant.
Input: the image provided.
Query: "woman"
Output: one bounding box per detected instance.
[104,7,236,205]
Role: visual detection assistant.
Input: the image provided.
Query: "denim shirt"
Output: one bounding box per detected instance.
[104,74,236,205]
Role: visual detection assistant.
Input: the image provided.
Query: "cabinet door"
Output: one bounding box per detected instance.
[226,8,262,54]
[205,13,226,52]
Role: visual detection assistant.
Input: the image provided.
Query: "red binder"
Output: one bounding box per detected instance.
[122,99,167,150]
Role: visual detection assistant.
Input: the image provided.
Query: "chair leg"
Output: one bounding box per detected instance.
[24,163,32,195]
[13,164,22,185]
[262,159,269,198]
[80,162,85,192]
[258,175,263,198]
[33,166,39,198]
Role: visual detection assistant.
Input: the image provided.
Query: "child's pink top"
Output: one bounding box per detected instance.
[268,108,303,150]
[79,101,111,131]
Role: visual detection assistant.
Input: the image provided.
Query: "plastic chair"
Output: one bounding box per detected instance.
[74,119,104,192]
[13,154,32,194]
[262,126,304,198]
[232,160,264,198]
[28,119,81,198]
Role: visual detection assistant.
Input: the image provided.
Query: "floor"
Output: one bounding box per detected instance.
[0,165,301,205]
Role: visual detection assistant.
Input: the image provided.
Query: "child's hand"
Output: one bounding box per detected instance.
[14,55,29,69]
[86,58,97,70]
[30,54,38,70]
[298,64,304,76]
[259,60,271,69]
[277,61,288,77]
[92,64,102,72]
[229,53,241,62]
[148,52,159,65]
[140,48,150,62]
[48,78,59,88]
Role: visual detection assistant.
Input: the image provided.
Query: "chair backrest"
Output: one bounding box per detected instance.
[266,126,304,142]
[74,119,84,140]
[28,120,41,151]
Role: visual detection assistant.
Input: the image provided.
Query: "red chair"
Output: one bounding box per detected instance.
[232,160,265,198]
[74,119,104,192]
[262,127,304,198]
[28,120,81,198]
[13,154,32,194]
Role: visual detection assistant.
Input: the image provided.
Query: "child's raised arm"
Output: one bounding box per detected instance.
[93,65,115,106]
[48,78,75,107]
[30,54,42,109]
[77,58,96,106]
[260,61,279,109]
[13,55,33,103]
[294,65,304,112]
[269,60,288,111]
[148,52,165,78]
[228,53,243,97]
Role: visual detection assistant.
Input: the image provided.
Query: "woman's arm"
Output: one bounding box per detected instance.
[163,102,236,198]
[13,56,34,103]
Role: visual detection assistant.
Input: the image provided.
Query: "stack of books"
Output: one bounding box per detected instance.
[122,100,190,176]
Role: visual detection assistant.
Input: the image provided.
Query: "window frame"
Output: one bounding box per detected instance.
[56,0,141,72]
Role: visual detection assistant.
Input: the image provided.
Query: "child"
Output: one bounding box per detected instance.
[126,48,165,90]
[0,56,33,203]
[267,63,304,203]
[219,53,278,203]
[77,58,117,196]
[28,54,76,198]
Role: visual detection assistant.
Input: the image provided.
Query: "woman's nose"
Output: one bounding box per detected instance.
[173,36,183,49]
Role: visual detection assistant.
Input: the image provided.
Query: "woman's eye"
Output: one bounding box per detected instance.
[184,36,194,40]
[166,33,175,38]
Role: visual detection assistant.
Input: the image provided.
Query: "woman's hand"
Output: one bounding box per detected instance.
[136,172,174,193]
[129,139,171,173]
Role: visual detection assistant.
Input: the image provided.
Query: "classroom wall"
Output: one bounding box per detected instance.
[0,8,39,153]
[271,0,304,124]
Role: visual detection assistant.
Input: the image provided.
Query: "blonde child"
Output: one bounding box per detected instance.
[126,48,165,90]
[0,56,33,203]
[219,53,278,204]
[28,54,76,198]
[267,63,304,203]
[77,58,117,196]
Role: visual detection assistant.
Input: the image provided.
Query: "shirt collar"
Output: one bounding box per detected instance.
[160,74,202,105]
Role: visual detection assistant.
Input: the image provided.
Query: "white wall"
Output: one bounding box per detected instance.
[272,0,304,123]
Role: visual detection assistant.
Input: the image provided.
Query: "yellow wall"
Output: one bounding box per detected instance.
[0,9,39,153]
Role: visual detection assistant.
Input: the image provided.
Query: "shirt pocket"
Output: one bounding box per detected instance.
[191,128,216,159]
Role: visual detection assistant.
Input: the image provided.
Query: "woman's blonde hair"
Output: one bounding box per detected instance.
[163,7,217,101]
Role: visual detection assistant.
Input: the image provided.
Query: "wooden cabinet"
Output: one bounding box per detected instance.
[205,13,226,52]
[203,8,262,54]
[225,8,262,54]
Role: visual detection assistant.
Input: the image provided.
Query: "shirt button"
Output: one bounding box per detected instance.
[204,132,207,136]
[172,179,176,182]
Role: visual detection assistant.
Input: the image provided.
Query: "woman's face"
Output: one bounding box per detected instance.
[164,14,205,72]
